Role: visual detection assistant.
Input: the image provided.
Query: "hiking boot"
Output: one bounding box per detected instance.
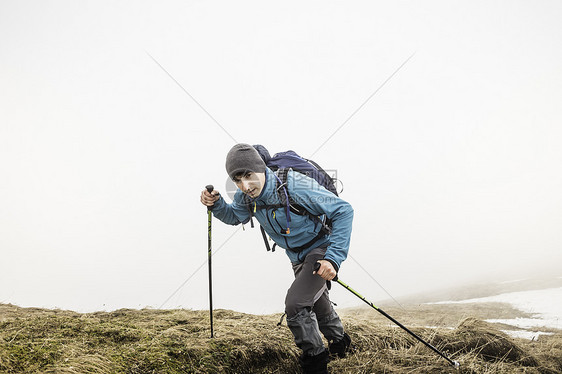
[299,349,329,374]
[328,332,353,358]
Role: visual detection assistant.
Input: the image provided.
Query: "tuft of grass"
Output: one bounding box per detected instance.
[1,303,561,373]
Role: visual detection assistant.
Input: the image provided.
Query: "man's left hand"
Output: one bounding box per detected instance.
[314,260,337,281]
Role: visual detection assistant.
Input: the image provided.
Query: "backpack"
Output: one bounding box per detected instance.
[248,145,340,252]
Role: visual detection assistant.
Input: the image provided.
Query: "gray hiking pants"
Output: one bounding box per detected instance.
[285,247,345,356]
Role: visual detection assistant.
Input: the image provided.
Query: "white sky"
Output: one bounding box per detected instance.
[1,1,561,314]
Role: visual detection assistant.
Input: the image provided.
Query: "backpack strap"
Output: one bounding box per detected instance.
[275,168,333,237]
[280,230,327,253]
[243,195,258,229]
[273,169,292,234]
[243,192,277,251]
[260,225,273,252]
[303,158,339,196]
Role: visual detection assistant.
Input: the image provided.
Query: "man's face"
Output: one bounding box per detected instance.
[233,171,266,199]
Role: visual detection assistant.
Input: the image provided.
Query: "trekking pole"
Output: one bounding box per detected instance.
[314,263,459,369]
[206,185,214,338]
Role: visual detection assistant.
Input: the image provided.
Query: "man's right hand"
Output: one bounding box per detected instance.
[201,188,220,207]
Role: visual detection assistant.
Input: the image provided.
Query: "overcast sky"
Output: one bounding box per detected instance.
[1,1,561,314]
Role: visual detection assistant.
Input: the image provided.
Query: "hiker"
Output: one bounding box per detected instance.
[200,143,354,374]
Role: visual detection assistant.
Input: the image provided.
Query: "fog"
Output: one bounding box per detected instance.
[1,1,561,314]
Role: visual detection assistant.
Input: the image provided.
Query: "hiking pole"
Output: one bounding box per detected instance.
[206,185,214,338]
[314,264,459,369]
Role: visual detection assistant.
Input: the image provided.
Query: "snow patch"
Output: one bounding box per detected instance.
[499,279,528,284]
[501,330,554,340]
[424,326,454,330]
[428,287,562,330]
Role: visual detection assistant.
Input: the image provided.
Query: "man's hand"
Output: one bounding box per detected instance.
[200,188,220,207]
[313,260,337,281]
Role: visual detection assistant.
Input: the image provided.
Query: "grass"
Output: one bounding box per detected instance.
[1,303,561,373]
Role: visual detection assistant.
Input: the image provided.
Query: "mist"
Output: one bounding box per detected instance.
[1,0,561,314]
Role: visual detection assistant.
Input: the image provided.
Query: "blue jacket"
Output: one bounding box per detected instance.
[211,168,353,270]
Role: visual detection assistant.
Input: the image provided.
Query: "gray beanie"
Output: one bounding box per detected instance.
[225,143,267,180]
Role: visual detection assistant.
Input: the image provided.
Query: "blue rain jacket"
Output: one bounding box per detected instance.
[211,168,353,269]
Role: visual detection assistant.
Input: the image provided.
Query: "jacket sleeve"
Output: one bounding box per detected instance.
[290,172,354,271]
[210,193,252,226]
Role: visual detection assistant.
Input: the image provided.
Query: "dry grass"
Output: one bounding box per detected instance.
[1,303,561,373]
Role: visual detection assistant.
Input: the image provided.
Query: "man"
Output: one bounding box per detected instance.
[200,143,353,373]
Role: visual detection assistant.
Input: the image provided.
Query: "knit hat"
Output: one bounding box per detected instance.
[225,143,267,180]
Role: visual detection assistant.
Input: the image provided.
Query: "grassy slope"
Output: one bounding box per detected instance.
[1,303,561,373]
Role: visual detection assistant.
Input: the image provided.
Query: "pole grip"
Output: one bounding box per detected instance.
[313,262,338,282]
[205,185,214,211]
